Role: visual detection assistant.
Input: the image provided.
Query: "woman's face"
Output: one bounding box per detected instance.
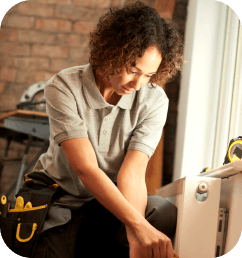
[108,46,162,95]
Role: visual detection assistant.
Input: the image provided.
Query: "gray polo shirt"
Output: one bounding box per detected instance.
[33,63,168,210]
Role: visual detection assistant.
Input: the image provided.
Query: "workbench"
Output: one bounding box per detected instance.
[0,110,49,201]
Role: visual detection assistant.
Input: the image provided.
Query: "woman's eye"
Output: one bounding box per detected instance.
[130,71,137,74]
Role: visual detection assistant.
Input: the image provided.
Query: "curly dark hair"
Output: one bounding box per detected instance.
[89,1,183,87]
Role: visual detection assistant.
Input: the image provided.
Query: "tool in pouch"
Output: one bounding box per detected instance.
[200,167,211,174]
[0,195,9,218]
[223,136,242,164]
[0,172,62,258]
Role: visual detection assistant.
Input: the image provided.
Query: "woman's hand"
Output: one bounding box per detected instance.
[126,220,179,258]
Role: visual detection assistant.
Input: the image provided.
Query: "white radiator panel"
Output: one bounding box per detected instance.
[220,173,242,254]
[156,161,242,257]
[156,176,221,258]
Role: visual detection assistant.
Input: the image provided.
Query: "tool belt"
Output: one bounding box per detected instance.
[0,172,64,258]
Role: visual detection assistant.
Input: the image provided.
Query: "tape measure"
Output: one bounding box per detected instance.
[223,136,242,165]
[200,167,211,174]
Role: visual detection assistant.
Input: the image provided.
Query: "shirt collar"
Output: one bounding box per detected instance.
[82,63,135,110]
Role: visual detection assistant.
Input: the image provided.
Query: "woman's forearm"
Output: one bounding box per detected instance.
[117,172,147,217]
[77,163,146,230]
[117,149,149,217]
[117,171,148,245]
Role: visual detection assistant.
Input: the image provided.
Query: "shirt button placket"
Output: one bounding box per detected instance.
[103,116,109,135]
[98,116,110,152]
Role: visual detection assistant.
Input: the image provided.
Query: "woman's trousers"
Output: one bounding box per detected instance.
[33,194,177,258]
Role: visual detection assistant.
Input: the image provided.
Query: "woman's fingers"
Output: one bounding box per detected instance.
[129,221,179,258]
[158,240,166,258]
[129,239,179,258]
[173,251,179,258]
[152,243,161,258]
[165,239,175,258]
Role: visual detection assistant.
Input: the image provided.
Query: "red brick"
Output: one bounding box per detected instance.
[50,58,81,72]
[0,94,14,112]
[70,48,90,63]
[0,28,17,41]
[54,5,74,20]
[16,70,55,84]
[70,48,84,60]
[73,0,111,8]
[54,5,107,22]
[16,71,30,84]
[0,68,17,82]
[0,41,31,56]
[55,33,89,47]
[0,56,15,68]
[32,44,68,58]
[56,33,80,46]
[18,2,54,18]
[36,18,72,32]
[0,82,6,94]
[33,71,55,82]
[111,0,126,7]
[56,20,72,31]
[17,30,56,44]
[2,14,35,29]
[73,21,96,34]
[0,139,7,152]
[13,57,50,71]
[0,163,23,196]
[35,0,72,5]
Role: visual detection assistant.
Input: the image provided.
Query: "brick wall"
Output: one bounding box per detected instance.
[0,0,158,109]
[0,0,156,200]
[0,0,118,111]
[0,0,186,199]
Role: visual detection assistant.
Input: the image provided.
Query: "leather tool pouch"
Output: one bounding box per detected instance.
[0,172,63,258]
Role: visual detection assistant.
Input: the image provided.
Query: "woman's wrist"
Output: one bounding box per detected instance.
[125,224,137,244]
[125,215,148,241]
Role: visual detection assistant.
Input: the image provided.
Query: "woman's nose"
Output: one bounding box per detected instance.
[131,76,142,91]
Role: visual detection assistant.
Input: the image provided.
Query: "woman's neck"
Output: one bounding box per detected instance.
[93,68,121,105]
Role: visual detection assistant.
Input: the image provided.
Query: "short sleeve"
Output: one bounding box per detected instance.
[127,97,169,158]
[45,84,88,145]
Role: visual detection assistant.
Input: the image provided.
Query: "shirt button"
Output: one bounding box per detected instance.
[104,117,109,121]
[103,129,108,135]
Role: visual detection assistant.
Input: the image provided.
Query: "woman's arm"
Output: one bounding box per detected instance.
[61,137,178,258]
[117,149,148,217]
[60,137,145,228]
[117,149,150,256]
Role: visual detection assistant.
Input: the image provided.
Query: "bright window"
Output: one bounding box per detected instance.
[173,0,241,180]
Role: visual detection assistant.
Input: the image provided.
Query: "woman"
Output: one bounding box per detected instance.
[28,2,183,258]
